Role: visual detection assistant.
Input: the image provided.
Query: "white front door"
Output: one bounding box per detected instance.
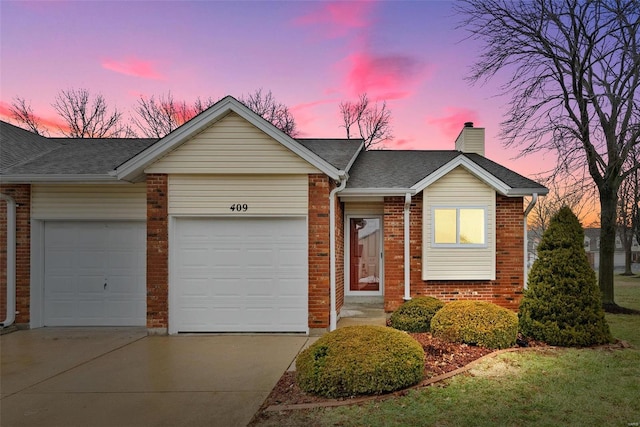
[171,217,308,333]
[43,221,146,326]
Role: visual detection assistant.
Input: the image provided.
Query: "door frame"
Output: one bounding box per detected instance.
[344,214,384,296]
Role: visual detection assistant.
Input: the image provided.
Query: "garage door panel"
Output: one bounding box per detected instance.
[172,217,308,333]
[44,221,146,326]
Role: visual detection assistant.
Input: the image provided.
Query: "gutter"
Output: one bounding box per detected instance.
[329,171,348,331]
[0,193,16,327]
[404,193,412,301]
[523,193,538,289]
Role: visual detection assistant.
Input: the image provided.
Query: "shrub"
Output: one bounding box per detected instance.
[389,296,444,332]
[519,206,612,347]
[295,325,424,398]
[431,300,518,349]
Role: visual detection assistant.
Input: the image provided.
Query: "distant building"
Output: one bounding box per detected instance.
[583,228,640,269]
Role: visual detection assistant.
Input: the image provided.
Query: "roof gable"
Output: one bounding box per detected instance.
[116,96,344,181]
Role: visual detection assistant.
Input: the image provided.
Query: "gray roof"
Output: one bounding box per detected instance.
[0,121,60,170]
[296,138,363,171]
[346,150,546,191]
[1,121,157,177]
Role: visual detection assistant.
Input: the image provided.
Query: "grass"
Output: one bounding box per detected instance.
[254,276,640,426]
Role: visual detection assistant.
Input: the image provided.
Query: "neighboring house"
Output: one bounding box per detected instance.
[584,228,640,269]
[0,96,548,335]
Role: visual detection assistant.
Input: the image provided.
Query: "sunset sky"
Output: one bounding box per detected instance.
[0,0,552,181]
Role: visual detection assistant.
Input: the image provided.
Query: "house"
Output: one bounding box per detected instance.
[584,228,640,269]
[0,96,548,334]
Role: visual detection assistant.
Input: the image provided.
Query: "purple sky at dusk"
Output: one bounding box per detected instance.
[0,0,550,181]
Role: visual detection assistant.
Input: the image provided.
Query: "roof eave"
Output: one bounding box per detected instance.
[116,96,342,181]
[506,188,549,197]
[339,187,417,198]
[0,174,125,183]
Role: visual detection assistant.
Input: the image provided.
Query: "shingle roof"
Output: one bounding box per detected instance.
[296,138,363,171]
[0,121,60,171]
[1,121,157,177]
[345,150,546,191]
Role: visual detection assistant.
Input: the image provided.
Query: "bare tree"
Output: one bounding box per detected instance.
[339,93,392,149]
[52,88,133,138]
[457,0,640,309]
[9,97,49,136]
[239,89,297,136]
[617,152,640,275]
[132,92,216,138]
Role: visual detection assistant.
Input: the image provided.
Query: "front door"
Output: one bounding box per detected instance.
[348,217,382,295]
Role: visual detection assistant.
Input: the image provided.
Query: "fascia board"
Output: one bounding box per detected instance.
[506,187,549,197]
[411,155,512,195]
[116,96,341,181]
[0,174,123,183]
[339,188,417,198]
[343,141,365,173]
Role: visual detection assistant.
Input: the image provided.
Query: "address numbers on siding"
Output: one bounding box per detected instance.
[229,204,249,212]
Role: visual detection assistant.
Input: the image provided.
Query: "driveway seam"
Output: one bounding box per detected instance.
[1,334,148,400]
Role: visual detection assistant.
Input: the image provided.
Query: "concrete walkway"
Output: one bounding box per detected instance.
[0,328,309,427]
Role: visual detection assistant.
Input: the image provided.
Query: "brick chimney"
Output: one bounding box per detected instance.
[455,122,485,156]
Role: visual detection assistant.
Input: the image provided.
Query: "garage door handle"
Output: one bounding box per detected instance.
[104,282,107,290]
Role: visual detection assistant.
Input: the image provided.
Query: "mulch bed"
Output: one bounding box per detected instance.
[252,333,512,420]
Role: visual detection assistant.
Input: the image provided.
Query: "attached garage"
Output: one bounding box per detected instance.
[170,217,308,333]
[43,221,146,326]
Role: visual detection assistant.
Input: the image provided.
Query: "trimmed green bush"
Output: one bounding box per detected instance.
[389,296,445,332]
[519,206,612,347]
[296,325,424,398]
[431,300,518,349]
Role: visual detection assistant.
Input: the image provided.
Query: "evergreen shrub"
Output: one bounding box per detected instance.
[431,300,518,349]
[518,206,612,346]
[389,296,444,332]
[295,325,424,398]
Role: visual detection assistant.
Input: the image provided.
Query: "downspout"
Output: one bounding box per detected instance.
[1,193,16,327]
[523,193,538,290]
[404,193,412,301]
[329,173,348,331]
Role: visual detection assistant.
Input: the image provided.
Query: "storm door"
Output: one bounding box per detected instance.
[347,217,382,295]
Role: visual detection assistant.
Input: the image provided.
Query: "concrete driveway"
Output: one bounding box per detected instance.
[0,328,309,427]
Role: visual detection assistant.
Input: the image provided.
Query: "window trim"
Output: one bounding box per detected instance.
[431,206,488,248]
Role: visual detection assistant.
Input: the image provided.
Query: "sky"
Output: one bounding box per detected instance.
[0,0,551,181]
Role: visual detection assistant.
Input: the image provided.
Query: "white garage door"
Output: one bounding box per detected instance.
[171,217,308,333]
[44,221,146,326]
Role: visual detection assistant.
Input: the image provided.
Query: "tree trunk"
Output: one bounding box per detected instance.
[598,190,617,307]
[624,244,633,275]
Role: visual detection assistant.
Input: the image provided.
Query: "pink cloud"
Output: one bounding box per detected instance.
[344,52,428,99]
[428,107,480,140]
[102,57,164,80]
[0,100,71,135]
[294,1,374,38]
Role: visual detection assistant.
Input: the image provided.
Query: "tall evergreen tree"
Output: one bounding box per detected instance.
[519,206,612,346]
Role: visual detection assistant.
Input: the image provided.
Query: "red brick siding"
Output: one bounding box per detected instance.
[146,174,169,329]
[308,174,331,329]
[0,184,31,324]
[390,193,525,311]
[383,196,405,312]
[335,198,345,315]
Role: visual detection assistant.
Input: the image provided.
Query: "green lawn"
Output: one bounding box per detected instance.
[256,276,640,426]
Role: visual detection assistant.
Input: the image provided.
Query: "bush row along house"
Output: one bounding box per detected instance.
[0,96,547,334]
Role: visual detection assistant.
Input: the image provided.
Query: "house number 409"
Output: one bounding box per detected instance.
[229,203,248,212]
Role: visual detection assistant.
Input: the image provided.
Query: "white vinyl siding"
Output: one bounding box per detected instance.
[31,184,146,220]
[145,112,320,174]
[168,174,308,216]
[423,167,496,280]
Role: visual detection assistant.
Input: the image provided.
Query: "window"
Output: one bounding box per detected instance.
[433,207,486,246]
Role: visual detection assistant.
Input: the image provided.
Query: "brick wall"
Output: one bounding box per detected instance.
[146,174,169,329]
[0,184,31,324]
[335,197,345,315]
[308,174,331,329]
[383,196,405,312]
[390,192,525,311]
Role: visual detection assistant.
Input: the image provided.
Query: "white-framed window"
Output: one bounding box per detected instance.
[432,207,487,247]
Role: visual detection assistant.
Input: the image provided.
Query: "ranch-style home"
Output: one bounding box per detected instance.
[0,96,547,335]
